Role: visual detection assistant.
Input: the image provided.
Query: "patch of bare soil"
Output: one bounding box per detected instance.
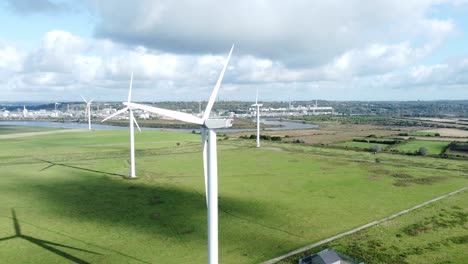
[419,128,468,138]
[233,123,421,144]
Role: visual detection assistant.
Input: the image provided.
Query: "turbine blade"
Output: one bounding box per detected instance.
[124,102,203,125]
[101,107,128,122]
[128,72,133,103]
[202,44,234,121]
[132,112,142,132]
[201,128,208,207]
[80,95,88,103]
[88,98,95,104]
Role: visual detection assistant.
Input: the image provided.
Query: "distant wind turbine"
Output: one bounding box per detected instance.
[251,88,263,148]
[101,72,141,178]
[124,45,234,264]
[54,102,60,118]
[81,96,94,130]
[22,106,28,118]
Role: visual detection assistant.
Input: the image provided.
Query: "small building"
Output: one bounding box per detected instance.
[298,248,364,264]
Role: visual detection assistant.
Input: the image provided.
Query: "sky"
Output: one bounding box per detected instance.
[1,0,468,102]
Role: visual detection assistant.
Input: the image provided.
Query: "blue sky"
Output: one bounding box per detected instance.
[1,0,468,102]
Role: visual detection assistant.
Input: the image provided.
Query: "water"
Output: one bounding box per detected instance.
[0,119,318,133]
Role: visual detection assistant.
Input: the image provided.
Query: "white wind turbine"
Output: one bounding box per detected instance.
[124,45,234,264]
[251,88,263,148]
[81,96,94,130]
[101,73,141,178]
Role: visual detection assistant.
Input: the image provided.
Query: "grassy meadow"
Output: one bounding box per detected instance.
[0,125,60,135]
[332,141,389,150]
[392,140,451,155]
[279,189,468,264]
[0,126,467,263]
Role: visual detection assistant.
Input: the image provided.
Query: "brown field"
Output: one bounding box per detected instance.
[231,123,422,144]
[407,136,468,142]
[414,118,459,123]
[419,128,468,138]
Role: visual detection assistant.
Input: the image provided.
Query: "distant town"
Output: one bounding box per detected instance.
[0,100,466,122]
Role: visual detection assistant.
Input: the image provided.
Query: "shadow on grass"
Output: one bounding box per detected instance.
[0,209,100,264]
[4,170,304,262]
[37,159,127,178]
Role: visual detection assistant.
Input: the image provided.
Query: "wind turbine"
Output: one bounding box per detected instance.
[22,106,28,118]
[124,45,234,264]
[54,102,60,118]
[81,96,94,130]
[251,88,263,148]
[101,73,141,178]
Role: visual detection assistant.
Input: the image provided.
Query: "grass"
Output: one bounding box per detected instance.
[409,132,439,137]
[392,140,451,155]
[333,141,388,150]
[0,125,60,135]
[0,127,467,263]
[279,190,468,264]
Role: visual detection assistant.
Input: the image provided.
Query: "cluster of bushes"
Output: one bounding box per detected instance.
[239,134,282,141]
[353,138,401,145]
[292,139,305,144]
[399,132,441,137]
[448,142,468,152]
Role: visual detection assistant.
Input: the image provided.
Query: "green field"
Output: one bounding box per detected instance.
[333,141,388,150]
[0,127,467,263]
[280,190,468,264]
[409,131,439,137]
[0,125,60,135]
[392,140,451,155]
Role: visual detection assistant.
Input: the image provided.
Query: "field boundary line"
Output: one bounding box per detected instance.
[263,186,468,264]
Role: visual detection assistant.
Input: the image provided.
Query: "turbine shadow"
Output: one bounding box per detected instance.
[37,159,127,178]
[0,209,101,264]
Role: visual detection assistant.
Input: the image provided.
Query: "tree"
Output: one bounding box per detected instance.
[418,146,429,156]
[370,144,382,153]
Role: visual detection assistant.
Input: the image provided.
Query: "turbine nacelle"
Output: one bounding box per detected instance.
[251,103,263,107]
[204,119,232,129]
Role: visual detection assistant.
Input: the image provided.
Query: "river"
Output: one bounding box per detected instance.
[0,119,318,133]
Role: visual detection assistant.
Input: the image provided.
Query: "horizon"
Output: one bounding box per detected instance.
[1,99,468,105]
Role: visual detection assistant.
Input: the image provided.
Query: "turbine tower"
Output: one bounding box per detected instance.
[81,96,94,130]
[251,88,263,148]
[101,73,141,178]
[22,106,28,118]
[54,102,60,118]
[124,45,234,264]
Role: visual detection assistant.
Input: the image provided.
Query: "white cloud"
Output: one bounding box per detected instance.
[89,0,459,67]
[0,41,24,72]
[2,0,468,101]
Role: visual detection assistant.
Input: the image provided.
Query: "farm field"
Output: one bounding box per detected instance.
[279,188,468,264]
[0,127,467,263]
[418,128,468,138]
[232,123,419,145]
[391,140,451,155]
[332,141,388,150]
[408,131,439,137]
[0,125,60,135]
